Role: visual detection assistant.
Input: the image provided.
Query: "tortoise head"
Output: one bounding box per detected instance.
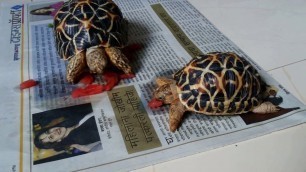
[148,77,176,109]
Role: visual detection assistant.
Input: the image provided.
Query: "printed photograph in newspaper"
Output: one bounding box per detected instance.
[32,103,101,165]
[28,1,63,22]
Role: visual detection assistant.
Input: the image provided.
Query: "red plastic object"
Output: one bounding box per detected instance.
[71,84,104,98]
[102,71,120,91]
[119,73,135,79]
[71,88,85,98]
[72,71,137,98]
[148,98,163,109]
[20,79,38,89]
[125,44,142,52]
[83,84,104,95]
[79,74,94,85]
[72,71,133,98]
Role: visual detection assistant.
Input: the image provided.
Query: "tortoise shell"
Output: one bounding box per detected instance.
[174,52,266,115]
[53,0,127,60]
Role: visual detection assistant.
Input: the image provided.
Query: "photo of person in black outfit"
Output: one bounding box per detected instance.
[32,103,101,164]
[34,114,100,152]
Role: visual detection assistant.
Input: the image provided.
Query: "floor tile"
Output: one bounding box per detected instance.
[268,68,304,104]
[281,60,306,104]
[188,0,306,70]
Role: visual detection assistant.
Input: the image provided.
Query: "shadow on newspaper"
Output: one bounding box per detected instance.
[239,97,300,125]
[240,107,300,125]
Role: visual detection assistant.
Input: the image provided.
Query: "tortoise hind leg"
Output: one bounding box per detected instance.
[66,51,87,83]
[252,101,279,113]
[105,47,133,75]
[99,47,134,91]
[169,98,186,132]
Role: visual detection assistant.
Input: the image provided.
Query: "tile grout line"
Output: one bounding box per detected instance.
[267,59,306,72]
[282,68,306,104]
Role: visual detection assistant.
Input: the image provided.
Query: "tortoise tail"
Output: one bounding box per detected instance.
[264,85,279,97]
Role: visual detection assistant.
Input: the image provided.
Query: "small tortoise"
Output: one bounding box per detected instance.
[149,52,279,132]
[54,0,132,83]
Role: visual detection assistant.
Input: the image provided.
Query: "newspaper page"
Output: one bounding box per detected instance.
[0,0,305,171]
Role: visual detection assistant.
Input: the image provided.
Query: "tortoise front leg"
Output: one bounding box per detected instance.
[66,51,87,83]
[169,98,186,132]
[105,47,133,74]
[156,77,176,87]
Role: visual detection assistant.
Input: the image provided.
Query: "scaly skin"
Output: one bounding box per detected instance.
[86,47,107,74]
[66,51,87,83]
[169,98,186,132]
[66,47,133,84]
[105,47,133,74]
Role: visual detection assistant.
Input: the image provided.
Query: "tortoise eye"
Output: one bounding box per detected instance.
[157,95,164,100]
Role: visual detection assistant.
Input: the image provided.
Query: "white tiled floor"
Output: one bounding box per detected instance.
[192,3,306,71]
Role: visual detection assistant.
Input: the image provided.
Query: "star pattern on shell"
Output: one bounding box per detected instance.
[54,0,127,60]
[174,52,263,114]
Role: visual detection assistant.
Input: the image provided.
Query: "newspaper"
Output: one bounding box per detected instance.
[0,0,305,171]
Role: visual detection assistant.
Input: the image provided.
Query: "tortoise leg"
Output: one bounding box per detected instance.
[105,47,133,75]
[156,77,176,87]
[66,51,87,83]
[94,47,133,91]
[169,98,186,132]
[86,47,107,74]
[252,101,279,113]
